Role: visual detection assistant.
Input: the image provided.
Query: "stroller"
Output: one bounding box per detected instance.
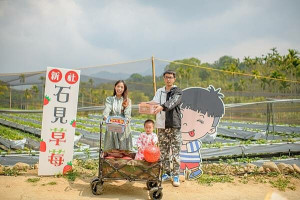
[90,121,163,200]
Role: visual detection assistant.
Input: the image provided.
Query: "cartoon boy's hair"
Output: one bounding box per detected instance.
[144,119,155,127]
[181,85,225,127]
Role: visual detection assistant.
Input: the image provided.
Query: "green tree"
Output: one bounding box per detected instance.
[24,89,32,109]
[176,67,185,88]
[31,85,39,108]
[129,91,149,104]
[185,67,192,87]
[19,74,25,109]
[39,76,46,101]
[88,78,94,106]
[214,56,236,69]
[0,81,8,95]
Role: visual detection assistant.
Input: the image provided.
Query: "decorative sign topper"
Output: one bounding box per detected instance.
[38,67,80,176]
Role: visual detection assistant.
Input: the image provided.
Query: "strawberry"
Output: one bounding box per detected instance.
[70,120,76,128]
[43,95,51,105]
[63,161,72,175]
[39,139,46,152]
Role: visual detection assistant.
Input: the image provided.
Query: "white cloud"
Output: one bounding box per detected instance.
[0,0,127,73]
[77,0,173,44]
[0,0,299,74]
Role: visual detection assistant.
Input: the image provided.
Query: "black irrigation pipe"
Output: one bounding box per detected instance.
[202,151,300,163]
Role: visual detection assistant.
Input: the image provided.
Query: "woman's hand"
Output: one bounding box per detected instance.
[122,98,129,108]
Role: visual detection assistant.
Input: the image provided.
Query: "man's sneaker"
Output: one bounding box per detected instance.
[172,176,180,187]
[161,173,171,182]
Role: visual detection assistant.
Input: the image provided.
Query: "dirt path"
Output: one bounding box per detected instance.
[0,171,300,200]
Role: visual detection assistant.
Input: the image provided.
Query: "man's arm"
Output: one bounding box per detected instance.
[152,88,161,103]
[154,87,182,114]
[161,87,182,111]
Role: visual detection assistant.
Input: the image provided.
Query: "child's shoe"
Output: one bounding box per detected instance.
[161,173,171,182]
[172,176,180,187]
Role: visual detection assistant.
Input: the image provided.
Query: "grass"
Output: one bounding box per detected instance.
[238,173,297,191]
[3,168,20,176]
[76,159,98,170]
[26,178,40,183]
[65,170,79,181]
[42,181,57,186]
[197,174,234,186]
[269,176,296,191]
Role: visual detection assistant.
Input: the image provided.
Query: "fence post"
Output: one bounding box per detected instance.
[151,56,157,95]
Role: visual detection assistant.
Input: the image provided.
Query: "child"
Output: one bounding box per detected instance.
[135,119,158,160]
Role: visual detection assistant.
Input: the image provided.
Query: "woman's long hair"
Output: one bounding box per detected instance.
[113,80,129,108]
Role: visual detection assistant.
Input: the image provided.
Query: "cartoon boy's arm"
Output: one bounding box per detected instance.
[186,140,202,153]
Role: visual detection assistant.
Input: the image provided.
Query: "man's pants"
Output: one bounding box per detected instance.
[158,128,182,176]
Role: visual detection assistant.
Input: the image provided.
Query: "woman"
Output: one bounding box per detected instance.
[103,80,132,151]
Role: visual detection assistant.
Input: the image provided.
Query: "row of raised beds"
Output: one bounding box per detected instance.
[0,113,299,161]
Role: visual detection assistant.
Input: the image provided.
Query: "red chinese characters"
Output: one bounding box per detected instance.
[48,150,65,166]
[65,71,79,84]
[49,129,66,146]
[48,69,62,83]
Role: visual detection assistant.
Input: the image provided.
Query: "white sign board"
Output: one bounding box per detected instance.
[38,67,80,176]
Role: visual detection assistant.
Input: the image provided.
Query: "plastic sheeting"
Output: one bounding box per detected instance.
[218,127,283,140]
[220,121,300,134]
[243,142,300,155]
[26,138,40,150]
[0,118,41,136]
[201,146,243,159]
[74,134,82,144]
[0,136,26,149]
[201,142,300,159]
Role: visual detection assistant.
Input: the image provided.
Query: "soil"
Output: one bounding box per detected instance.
[0,169,300,200]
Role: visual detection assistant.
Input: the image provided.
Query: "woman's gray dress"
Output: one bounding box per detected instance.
[103,96,133,151]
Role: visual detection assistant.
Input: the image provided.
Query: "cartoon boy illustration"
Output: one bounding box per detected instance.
[180,86,225,180]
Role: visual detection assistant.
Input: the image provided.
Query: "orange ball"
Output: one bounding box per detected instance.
[144,146,160,163]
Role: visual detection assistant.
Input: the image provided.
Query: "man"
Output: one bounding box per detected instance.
[153,70,182,187]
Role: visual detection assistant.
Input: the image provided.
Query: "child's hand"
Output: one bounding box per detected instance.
[151,140,156,146]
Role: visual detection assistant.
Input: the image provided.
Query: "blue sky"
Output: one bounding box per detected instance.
[0,0,300,74]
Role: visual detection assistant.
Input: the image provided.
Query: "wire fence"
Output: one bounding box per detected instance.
[0,57,299,127]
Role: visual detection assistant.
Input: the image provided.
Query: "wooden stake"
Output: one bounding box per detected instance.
[151,56,157,95]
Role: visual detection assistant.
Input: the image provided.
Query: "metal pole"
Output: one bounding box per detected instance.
[152,56,157,95]
[99,121,103,179]
[9,85,11,109]
[266,103,270,139]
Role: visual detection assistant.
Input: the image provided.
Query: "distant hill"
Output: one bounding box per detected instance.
[90,71,131,80]
[140,62,166,76]
[80,74,113,85]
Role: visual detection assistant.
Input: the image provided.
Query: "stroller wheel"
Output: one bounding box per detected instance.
[90,178,104,195]
[146,181,158,190]
[149,187,163,200]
